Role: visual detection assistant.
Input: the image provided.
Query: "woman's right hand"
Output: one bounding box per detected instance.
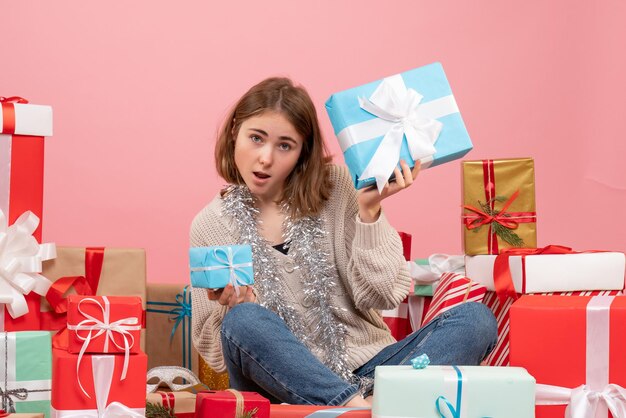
[207,284,256,308]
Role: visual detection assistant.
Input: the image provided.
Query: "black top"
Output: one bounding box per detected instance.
[272,242,289,255]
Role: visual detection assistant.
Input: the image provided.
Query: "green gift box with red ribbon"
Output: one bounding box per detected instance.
[462,158,537,255]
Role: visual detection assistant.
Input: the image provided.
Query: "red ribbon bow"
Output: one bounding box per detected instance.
[463,189,523,230]
[0,96,28,135]
[492,245,599,303]
[46,247,104,314]
[43,248,104,338]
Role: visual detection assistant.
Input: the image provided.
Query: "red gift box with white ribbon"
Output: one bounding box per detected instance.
[51,347,147,417]
[510,295,626,418]
[66,295,142,356]
[482,289,622,367]
[0,96,54,332]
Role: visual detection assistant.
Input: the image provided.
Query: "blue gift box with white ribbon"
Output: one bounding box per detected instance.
[189,245,254,290]
[325,62,473,192]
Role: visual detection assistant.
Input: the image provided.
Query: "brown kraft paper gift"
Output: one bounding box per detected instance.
[40,247,147,349]
[146,283,199,374]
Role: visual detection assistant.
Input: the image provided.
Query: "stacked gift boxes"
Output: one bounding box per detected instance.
[51,295,147,416]
[459,156,626,417]
[326,64,626,416]
[40,247,147,347]
[0,98,56,418]
[326,65,539,417]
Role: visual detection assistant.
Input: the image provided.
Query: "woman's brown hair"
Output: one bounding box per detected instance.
[215,77,332,218]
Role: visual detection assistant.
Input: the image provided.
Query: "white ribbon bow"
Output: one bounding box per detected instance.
[52,356,145,418]
[357,77,442,193]
[66,296,141,398]
[537,383,626,418]
[0,209,56,322]
[193,247,253,297]
[409,254,466,284]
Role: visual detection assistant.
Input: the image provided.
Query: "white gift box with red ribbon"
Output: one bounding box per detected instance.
[465,252,625,293]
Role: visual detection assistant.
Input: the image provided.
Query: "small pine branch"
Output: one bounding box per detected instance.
[146,402,176,418]
[469,198,525,247]
[238,407,259,418]
[492,222,524,247]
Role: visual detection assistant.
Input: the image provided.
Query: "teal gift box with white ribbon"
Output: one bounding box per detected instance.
[325,62,473,192]
[0,331,52,418]
[189,245,254,290]
[372,365,535,417]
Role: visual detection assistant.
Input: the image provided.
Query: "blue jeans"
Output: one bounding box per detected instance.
[220,301,497,406]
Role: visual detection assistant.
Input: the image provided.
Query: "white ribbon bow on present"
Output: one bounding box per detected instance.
[66,296,141,398]
[536,383,626,418]
[337,74,459,193]
[0,209,56,322]
[52,356,145,418]
[409,254,466,284]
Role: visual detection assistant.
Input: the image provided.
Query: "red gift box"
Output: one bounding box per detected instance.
[381,232,413,340]
[482,289,622,367]
[1,97,53,332]
[67,295,142,355]
[510,295,626,418]
[421,272,487,325]
[269,404,371,417]
[51,347,147,416]
[195,390,270,418]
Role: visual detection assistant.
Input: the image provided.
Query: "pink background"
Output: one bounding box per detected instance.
[3,1,625,283]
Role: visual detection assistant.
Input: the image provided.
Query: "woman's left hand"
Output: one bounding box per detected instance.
[357,160,421,223]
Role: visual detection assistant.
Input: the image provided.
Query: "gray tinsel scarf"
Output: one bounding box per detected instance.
[221,184,362,385]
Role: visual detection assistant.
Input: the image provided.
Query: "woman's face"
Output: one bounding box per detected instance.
[234,111,304,204]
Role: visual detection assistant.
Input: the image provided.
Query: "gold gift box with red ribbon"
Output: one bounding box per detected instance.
[462,158,537,255]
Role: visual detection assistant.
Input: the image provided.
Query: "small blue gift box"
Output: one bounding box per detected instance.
[325,62,473,191]
[189,245,254,290]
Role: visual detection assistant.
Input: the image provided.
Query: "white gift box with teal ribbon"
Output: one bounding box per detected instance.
[326,62,473,192]
[372,365,535,417]
[0,331,52,418]
[189,245,254,291]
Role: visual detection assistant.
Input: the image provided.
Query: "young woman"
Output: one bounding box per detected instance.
[191,77,497,407]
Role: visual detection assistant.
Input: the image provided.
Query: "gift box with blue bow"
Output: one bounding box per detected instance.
[189,245,254,292]
[325,62,473,192]
[372,361,535,418]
